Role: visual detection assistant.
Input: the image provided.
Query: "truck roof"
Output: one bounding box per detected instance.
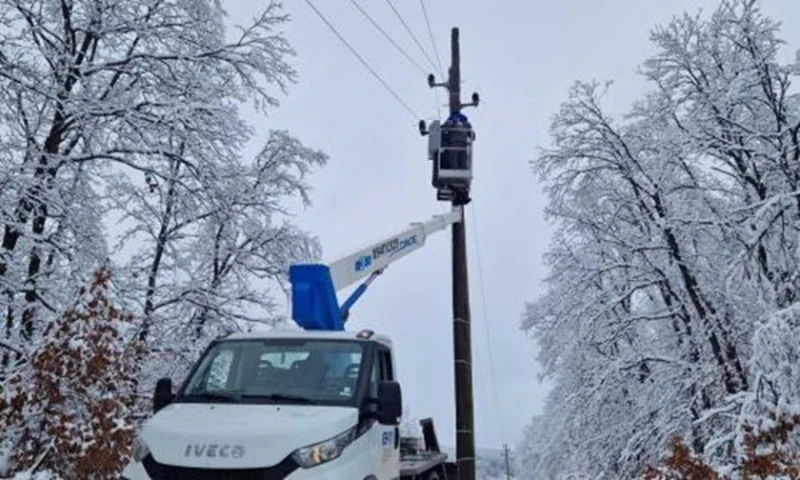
[222,328,393,348]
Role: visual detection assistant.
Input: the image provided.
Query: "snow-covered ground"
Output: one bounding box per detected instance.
[440,445,517,479]
[9,473,62,480]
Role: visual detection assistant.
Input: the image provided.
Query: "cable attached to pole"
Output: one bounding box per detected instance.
[419,0,445,78]
[349,0,428,75]
[304,0,421,120]
[385,0,440,75]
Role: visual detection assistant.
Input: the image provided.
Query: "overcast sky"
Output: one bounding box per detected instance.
[224,0,799,450]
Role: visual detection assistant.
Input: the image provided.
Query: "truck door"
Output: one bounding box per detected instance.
[375,345,400,478]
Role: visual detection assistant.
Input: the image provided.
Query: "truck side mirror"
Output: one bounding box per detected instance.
[153,377,173,413]
[377,381,402,425]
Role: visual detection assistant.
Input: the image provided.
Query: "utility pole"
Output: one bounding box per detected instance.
[448,27,476,480]
[421,25,478,480]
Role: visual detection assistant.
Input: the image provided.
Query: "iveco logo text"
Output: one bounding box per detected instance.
[184,444,245,458]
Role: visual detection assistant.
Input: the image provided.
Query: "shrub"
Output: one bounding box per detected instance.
[0,267,143,479]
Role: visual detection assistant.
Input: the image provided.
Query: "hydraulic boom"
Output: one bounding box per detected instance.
[289,206,463,331]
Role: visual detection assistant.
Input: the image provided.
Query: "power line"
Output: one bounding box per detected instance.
[349,0,428,75]
[304,0,421,120]
[470,203,508,449]
[380,0,442,117]
[419,0,444,78]
[384,0,440,75]
[417,0,443,117]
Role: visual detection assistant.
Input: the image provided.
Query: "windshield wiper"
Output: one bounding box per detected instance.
[181,391,242,403]
[248,393,317,405]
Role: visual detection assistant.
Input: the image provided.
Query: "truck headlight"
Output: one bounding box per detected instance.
[291,427,356,468]
[131,435,150,462]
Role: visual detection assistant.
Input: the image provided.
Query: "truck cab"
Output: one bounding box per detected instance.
[120,328,446,480]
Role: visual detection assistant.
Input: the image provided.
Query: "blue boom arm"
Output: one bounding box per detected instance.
[288,207,463,331]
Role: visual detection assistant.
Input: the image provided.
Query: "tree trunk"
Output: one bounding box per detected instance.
[141,157,181,343]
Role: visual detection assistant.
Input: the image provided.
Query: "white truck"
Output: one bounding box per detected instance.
[120,208,464,480]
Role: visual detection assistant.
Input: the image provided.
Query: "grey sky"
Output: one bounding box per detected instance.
[224,0,800,450]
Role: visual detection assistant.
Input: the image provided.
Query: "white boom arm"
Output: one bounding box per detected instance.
[329,206,463,291]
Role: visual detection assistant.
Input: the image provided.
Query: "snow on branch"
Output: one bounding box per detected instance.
[520,0,800,477]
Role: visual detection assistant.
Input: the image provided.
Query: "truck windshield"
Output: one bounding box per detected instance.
[178,339,366,406]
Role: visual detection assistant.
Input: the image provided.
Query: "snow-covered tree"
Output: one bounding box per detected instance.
[520,0,800,477]
[0,0,326,474]
[0,267,141,478]
[0,0,324,374]
[109,127,325,401]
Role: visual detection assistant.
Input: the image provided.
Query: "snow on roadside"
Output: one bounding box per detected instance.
[9,472,63,480]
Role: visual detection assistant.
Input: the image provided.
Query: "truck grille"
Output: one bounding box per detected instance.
[142,455,299,480]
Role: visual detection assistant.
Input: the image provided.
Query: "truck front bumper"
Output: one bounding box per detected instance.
[119,454,376,480]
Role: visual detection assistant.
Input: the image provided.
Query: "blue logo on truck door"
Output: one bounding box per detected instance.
[382,431,393,447]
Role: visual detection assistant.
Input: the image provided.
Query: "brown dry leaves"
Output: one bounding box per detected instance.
[644,415,800,480]
[0,267,144,479]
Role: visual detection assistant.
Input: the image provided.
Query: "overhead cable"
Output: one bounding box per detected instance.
[304,0,421,120]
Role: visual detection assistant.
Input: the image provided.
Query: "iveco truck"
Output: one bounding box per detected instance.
[120,329,451,479]
[120,206,466,479]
